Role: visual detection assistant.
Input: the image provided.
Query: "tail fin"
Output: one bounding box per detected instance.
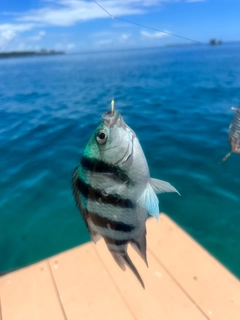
[110,250,145,289]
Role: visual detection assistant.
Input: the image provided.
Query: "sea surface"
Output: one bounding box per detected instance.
[0,44,240,277]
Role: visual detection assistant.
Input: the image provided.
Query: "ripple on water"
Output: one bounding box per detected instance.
[0,44,240,276]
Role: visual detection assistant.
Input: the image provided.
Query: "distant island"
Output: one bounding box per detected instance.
[0,49,65,59]
[209,39,222,46]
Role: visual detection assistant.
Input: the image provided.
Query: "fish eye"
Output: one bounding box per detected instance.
[96,130,108,145]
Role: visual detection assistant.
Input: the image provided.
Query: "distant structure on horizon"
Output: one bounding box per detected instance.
[0,50,65,59]
[209,39,222,46]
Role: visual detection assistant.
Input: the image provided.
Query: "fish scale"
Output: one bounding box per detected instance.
[222,107,240,161]
[229,108,240,153]
[72,108,179,288]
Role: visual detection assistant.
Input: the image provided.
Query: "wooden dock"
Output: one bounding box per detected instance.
[0,214,239,320]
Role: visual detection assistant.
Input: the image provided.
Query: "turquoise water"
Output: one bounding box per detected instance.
[0,44,239,277]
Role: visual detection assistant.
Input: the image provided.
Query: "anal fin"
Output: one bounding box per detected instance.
[110,251,145,289]
[122,252,145,289]
[131,228,148,267]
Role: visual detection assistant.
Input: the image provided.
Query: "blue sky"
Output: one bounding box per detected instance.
[0,0,239,52]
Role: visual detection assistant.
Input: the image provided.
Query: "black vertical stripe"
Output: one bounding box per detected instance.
[76,177,135,209]
[88,211,135,232]
[81,156,130,184]
[72,166,89,227]
[104,237,129,246]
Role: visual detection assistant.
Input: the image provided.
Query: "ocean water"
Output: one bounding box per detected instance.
[0,44,240,277]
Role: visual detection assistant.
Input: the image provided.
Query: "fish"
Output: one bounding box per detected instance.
[72,104,179,288]
[222,107,240,162]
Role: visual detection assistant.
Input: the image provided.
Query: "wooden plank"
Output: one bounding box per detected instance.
[147,214,240,320]
[94,237,208,320]
[0,261,66,320]
[0,296,2,320]
[1,214,238,320]
[48,242,135,320]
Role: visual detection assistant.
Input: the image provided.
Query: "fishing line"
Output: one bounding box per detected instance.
[110,39,115,115]
[93,0,201,113]
[93,0,201,44]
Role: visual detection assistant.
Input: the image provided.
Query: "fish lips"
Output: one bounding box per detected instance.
[102,110,126,129]
[101,110,134,166]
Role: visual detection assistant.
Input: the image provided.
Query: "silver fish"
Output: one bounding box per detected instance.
[72,107,179,288]
[222,107,240,161]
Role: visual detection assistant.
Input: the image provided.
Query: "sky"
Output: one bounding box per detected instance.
[0,0,239,52]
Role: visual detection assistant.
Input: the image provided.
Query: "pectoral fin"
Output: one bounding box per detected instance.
[150,178,180,195]
[138,183,160,220]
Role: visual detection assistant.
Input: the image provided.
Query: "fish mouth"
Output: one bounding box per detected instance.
[102,110,121,128]
[102,109,134,166]
[102,110,129,131]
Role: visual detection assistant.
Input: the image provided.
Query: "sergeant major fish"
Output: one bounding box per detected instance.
[72,104,179,288]
[222,107,240,162]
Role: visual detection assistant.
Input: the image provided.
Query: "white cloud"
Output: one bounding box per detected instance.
[141,30,169,39]
[93,31,131,47]
[0,23,34,50]
[28,30,46,41]
[120,33,130,40]
[54,42,64,50]
[39,30,46,37]
[91,30,114,39]
[118,33,131,44]
[55,41,76,50]
[94,38,112,46]
[0,23,34,33]
[185,0,205,2]
[1,29,15,41]
[0,1,181,51]
[66,42,76,49]
[14,0,163,26]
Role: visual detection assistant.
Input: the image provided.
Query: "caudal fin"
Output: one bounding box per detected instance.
[110,251,145,289]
